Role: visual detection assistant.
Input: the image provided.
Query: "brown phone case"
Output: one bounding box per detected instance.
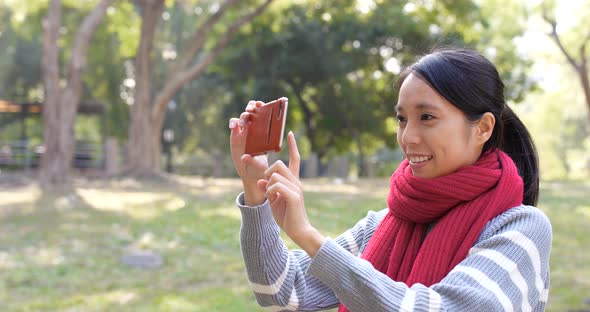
[244,97,288,156]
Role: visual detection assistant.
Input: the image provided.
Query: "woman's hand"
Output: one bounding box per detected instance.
[229,100,269,206]
[258,132,325,257]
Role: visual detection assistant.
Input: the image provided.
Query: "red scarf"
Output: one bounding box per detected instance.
[339,149,523,312]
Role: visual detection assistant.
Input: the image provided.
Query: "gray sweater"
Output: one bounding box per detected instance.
[237,193,552,312]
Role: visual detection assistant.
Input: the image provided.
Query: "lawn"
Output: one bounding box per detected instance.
[0,176,588,311]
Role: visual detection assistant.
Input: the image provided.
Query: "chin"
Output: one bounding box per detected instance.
[410,170,433,179]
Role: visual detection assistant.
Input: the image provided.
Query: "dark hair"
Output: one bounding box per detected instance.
[397,47,539,206]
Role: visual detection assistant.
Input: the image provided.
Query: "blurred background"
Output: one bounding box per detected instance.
[0,0,588,311]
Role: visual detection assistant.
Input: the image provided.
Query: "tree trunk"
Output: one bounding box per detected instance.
[126,0,273,176]
[352,129,368,177]
[577,58,590,124]
[286,79,333,161]
[40,0,112,189]
[126,110,161,175]
[40,0,65,188]
[126,0,165,176]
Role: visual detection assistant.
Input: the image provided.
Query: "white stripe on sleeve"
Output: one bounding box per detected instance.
[451,265,514,312]
[499,231,544,297]
[469,247,532,312]
[250,255,291,295]
[344,230,360,256]
[400,288,416,312]
[265,287,299,311]
[428,288,441,312]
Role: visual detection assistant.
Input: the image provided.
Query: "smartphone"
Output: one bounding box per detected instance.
[244,97,288,156]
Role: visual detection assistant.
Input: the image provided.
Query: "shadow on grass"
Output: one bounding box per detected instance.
[1,177,586,311]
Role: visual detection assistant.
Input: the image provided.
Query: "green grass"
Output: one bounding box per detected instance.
[0,177,588,311]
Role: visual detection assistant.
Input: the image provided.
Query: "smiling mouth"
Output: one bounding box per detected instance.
[408,156,433,165]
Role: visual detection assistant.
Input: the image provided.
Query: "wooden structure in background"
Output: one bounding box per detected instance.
[0,99,107,170]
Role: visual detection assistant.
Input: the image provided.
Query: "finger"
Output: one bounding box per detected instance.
[246,100,264,112]
[267,171,299,191]
[229,118,240,130]
[268,188,280,203]
[239,112,251,127]
[269,193,289,212]
[246,100,256,112]
[264,160,290,180]
[269,192,282,207]
[229,118,245,140]
[287,131,301,179]
[257,179,268,193]
[266,181,299,203]
[265,160,302,188]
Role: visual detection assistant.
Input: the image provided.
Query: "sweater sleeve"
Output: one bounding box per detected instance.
[237,192,388,311]
[307,205,552,312]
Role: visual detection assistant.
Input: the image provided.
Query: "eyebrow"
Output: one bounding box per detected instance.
[395,102,440,113]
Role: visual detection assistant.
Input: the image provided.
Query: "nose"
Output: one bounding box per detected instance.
[400,121,421,146]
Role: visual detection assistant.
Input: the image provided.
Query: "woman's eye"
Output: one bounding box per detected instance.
[395,115,406,123]
[421,114,435,121]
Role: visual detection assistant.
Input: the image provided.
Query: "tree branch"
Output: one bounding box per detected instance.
[171,0,239,72]
[64,0,114,102]
[542,2,590,124]
[152,0,273,123]
[68,0,114,77]
[542,5,580,71]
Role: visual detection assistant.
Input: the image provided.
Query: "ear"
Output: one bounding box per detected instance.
[475,112,495,144]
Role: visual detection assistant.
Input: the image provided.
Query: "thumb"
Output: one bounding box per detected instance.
[241,154,253,165]
[242,154,267,171]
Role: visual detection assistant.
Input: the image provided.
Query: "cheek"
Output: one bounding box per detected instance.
[396,130,407,153]
[440,128,476,165]
[430,125,470,163]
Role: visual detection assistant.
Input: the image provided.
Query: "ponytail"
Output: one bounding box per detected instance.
[487,106,539,206]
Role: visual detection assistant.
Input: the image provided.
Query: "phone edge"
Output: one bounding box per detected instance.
[277,99,288,151]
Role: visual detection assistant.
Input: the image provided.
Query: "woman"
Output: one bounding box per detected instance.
[228,47,552,311]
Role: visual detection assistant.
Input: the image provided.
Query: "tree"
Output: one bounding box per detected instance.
[218,0,523,176]
[40,0,113,189]
[125,0,273,176]
[217,1,428,175]
[542,3,590,123]
[0,6,43,103]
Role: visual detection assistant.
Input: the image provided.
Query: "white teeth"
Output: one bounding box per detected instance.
[409,156,432,164]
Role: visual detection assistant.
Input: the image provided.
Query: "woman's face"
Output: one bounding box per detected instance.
[395,73,485,179]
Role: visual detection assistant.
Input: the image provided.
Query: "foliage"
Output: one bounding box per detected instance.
[206,0,535,171]
[512,0,590,180]
[515,72,590,180]
[0,5,43,102]
[0,0,553,175]
[0,1,137,141]
[84,1,140,141]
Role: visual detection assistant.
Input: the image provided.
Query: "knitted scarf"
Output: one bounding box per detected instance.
[338,149,523,312]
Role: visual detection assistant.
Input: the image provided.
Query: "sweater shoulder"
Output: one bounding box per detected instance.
[477,204,552,243]
[362,208,389,235]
